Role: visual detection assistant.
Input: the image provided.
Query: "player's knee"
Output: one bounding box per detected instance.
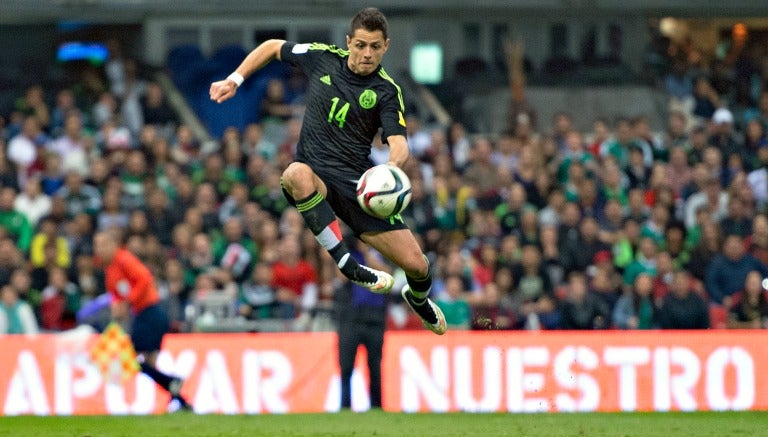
[402,251,429,278]
[281,163,314,192]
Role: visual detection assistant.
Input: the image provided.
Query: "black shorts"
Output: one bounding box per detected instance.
[284,163,408,238]
[131,304,169,353]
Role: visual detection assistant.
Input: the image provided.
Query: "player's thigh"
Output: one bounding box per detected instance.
[281,162,328,200]
[360,229,428,277]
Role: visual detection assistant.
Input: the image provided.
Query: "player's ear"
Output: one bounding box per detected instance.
[346,34,351,48]
[383,38,390,53]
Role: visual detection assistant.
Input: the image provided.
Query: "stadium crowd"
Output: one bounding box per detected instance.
[2,28,768,335]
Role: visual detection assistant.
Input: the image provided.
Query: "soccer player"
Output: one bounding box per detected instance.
[93,231,193,411]
[209,7,446,335]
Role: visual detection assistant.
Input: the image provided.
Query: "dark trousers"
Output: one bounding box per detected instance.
[337,318,385,409]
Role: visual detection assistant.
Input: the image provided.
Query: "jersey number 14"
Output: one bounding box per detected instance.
[327,97,350,128]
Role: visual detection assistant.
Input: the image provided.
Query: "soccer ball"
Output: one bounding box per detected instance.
[356,164,412,219]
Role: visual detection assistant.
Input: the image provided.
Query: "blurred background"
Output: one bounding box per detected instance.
[2,0,768,336]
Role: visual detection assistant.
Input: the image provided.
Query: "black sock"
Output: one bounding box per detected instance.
[140,362,173,392]
[406,258,432,304]
[295,191,375,283]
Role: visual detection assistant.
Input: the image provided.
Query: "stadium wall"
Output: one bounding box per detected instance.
[0,330,765,415]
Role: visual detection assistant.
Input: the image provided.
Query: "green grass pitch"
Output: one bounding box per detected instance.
[0,410,764,437]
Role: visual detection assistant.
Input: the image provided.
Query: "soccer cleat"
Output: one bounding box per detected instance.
[167,396,193,413]
[401,285,447,335]
[351,265,394,294]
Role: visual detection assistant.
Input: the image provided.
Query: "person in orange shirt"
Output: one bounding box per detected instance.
[93,231,192,412]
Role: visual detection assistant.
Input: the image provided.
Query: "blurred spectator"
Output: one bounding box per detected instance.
[747,146,768,210]
[551,112,573,152]
[632,115,662,163]
[448,121,471,170]
[719,196,752,238]
[158,258,191,333]
[496,183,530,236]
[660,111,690,153]
[49,89,78,137]
[728,270,768,329]
[587,118,611,158]
[65,212,95,258]
[0,187,32,253]
[405,115,432,163]
[0,285,39,335]
[657,270,709,329]
[251,167,290,220]
[92,92,119,129]
[242,123,277,161]
[692,76,720,120]
[0,144,19,192]
[641,204,670,246]
[259,79,300,122]
[170,125,200,165]
[187,232,216,277]
[29,217,70,269]
[510,244,559,330]
[600,117,638,169]
[684,175,728,230]
[666,146,693,197]
[708,108,744,164]
[8,115,46,186]
[590,267,621,313]
[471,281,516,330]
[55,171,102,218]
[270,236,318,320]
[71,252,104,303]
[560,216,610,276]
[665,60,694,105]
[556,130,595,184]
[623,237,658,286]
[13,176,50,227]
[599,161,629,207]
[463,137,500,210]
[238,261,277,320]
[213,217,257,282]
[685,125,710,167]
[435,275,473,330]
[48,112,88,175]
[746,214,768,265]
[613,272,656,329]
[96,188,128,231]
[560,271,610,330]
[15,84,50,129]
[145,187,179,247]
[705,234,768,306]
[141,81,178,129]
[39,266,79,331]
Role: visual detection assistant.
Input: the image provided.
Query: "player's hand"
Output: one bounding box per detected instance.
[209,79,238,104]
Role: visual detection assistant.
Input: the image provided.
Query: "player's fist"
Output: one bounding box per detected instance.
[209,79,238,104]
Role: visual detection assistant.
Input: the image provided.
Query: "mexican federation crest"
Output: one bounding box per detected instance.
[359,89,377,109]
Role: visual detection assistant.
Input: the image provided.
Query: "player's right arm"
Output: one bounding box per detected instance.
[209,39,286,104]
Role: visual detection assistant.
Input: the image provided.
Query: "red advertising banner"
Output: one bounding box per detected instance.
[383,330,768,413]
[1,330,766,415]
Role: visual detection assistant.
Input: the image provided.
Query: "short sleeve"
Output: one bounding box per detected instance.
[280,41,324,76]
[379,89,407,140]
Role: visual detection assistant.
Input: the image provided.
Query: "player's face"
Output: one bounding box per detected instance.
[346,29,389,76]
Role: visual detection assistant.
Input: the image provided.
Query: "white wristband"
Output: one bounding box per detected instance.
[227,72,244,87]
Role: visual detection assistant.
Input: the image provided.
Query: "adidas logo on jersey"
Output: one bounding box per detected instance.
[320,74,331,85]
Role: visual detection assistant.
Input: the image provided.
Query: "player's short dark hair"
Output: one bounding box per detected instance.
[349,7,388,40]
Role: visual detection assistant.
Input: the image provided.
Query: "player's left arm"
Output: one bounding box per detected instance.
[386,134,410,168]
